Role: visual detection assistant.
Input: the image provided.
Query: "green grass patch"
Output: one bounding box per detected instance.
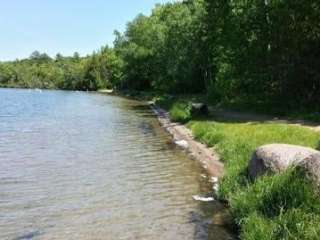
[233,169,320,240]
[188,120,320,239]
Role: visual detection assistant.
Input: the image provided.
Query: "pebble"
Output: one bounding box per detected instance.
[210,177,219,184]
[193,195,215,202]
[174,140,189,149]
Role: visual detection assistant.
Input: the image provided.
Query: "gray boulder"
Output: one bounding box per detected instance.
[191,103,209,117]
[298,153,320,188]
[249,144,320,179]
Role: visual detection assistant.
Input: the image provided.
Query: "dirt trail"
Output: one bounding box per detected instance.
[209,107,320,132]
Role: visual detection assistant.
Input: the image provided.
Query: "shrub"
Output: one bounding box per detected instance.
[169,101,192,123]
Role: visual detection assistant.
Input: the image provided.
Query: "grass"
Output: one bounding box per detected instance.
[235,170,320,240]
[187,120,320,239]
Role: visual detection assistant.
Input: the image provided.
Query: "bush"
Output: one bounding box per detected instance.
[169,101,192,123]
[154,95,175,110]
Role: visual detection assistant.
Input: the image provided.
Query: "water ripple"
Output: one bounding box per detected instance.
[0,89,233,240]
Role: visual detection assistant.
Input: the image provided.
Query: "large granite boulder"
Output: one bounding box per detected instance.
[298,153,320,188]
[249,144,320,179]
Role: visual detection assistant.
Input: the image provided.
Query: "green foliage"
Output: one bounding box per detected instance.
[189,120,320,239]
[155,96,194,123]
[114,0,207,93]
[154,95,175,109]
[0,47,122,91]
[240,209,320,240]
[203,0,320,111]
[169,101,192,123]
[231,168,320,224]
[110,0,320,114]
[240,196,320,240]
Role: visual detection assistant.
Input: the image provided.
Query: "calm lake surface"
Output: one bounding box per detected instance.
[0,88,233,240]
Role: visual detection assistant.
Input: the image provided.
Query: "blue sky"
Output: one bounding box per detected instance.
[0,0,172,61]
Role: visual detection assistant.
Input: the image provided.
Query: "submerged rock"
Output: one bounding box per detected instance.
[249,144,320,179]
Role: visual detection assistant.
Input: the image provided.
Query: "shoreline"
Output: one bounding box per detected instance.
[150,103,224,178]
[100,90,320,238]
[98,90,225,178]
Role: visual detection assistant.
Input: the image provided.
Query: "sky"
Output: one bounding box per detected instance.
[0,0,172,61]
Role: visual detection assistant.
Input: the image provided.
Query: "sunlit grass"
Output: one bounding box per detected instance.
[187,120,320,239]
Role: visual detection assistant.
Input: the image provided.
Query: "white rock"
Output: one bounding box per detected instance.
[192,195,215,202]
[175,140,189,149]
[212,184,219,193]
[210,177,219,184]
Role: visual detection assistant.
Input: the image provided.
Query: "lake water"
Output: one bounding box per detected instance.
[0,88,233,240]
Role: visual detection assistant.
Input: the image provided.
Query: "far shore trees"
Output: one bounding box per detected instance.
[0,0,319,113]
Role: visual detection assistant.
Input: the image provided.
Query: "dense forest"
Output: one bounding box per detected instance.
[1,0,319,113]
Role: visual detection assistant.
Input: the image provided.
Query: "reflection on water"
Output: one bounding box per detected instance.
[0,88,233,240]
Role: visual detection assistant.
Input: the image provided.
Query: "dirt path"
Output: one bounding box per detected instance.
[209,106,320,132]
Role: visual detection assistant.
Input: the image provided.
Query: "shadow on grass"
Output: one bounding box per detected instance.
[187,108,320,132]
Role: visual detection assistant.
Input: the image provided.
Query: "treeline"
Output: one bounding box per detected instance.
[0,48,121,91]
[203,0,320,112]
[1,0,319,112]
[112,0,320,112]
